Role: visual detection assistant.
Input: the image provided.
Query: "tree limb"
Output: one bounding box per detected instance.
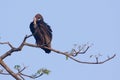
[24,42,116,64]
[0,34,116,64]
[0,59,21,80]
[0,34,116,80]
[0,35,28,60]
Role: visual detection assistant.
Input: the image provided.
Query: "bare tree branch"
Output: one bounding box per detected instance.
[24,41,116,64]
[0,35,28,60]
[0,34,116,64]
[0,34,116,80]
[20,73,43,79]
[0,42,14,48]
[0,59,21,80]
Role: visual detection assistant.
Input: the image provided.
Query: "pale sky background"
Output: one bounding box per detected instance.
[0,0,120,80]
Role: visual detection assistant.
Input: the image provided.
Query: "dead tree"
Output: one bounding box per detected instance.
[0,34,116,80]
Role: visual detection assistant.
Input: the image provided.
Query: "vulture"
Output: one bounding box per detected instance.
[29,14,52,53]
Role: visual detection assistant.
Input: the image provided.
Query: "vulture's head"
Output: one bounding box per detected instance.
[33,13,43,25]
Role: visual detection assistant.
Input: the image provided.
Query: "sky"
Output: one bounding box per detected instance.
[0,0,120,80]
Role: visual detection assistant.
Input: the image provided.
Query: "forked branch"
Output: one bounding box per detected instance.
[0,65,47,80]
[0,34,116,63]
[0,34,116,80]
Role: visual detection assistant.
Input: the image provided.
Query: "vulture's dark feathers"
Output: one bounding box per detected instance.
[29,14,52,53]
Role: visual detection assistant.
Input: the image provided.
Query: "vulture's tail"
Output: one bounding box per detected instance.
[42,48,51,53]
[41,43,51,53]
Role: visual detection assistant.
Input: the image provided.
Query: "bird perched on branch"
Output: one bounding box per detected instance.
[29,13,52,53]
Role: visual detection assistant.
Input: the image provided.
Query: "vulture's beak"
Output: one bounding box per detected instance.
[33,17,37,25]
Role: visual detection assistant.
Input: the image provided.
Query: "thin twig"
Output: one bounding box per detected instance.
[0,42,14,48]
[0,72,9,75]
